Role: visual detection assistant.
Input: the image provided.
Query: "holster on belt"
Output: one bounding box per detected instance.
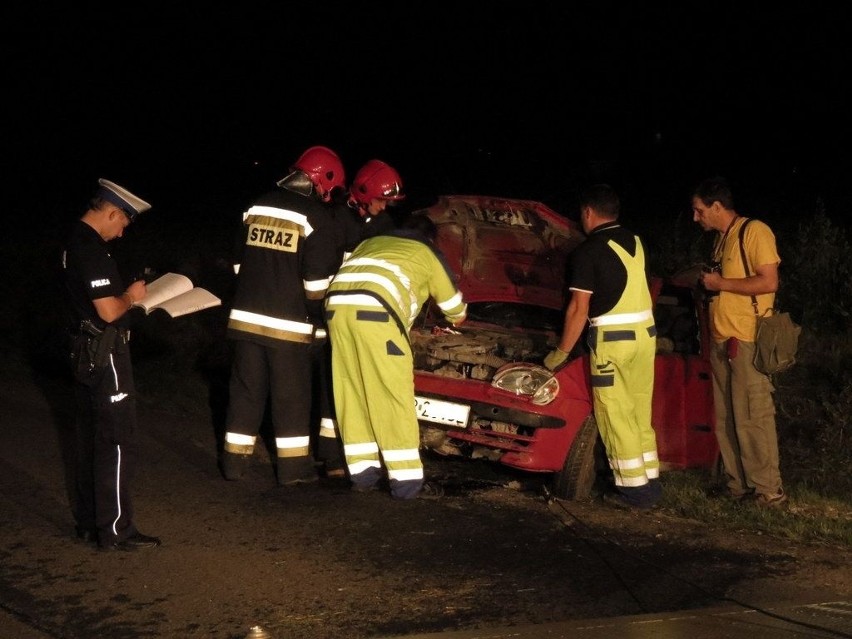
[92,325,118,368]
[71,321,119,380]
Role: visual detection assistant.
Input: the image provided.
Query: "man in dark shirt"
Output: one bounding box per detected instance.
[62,178,161,551]
[544,184,661,510]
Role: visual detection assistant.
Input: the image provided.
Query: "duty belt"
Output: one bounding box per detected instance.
[77,320,130,343]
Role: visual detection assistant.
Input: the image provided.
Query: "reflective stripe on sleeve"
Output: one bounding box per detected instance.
[228,309,313,335]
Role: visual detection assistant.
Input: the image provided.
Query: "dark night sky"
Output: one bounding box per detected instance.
[6,3,851,234]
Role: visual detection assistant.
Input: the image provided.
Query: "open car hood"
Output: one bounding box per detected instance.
[417,195,584,309]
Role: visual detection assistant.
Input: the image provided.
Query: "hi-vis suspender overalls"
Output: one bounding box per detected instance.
[587,239,659,487]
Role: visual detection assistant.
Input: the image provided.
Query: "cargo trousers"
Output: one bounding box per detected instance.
[709,338,781,497]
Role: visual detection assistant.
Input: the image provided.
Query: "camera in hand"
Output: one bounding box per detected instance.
[700,261,722,298]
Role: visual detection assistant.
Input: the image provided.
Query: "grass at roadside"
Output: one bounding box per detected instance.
[661,469,852,547]
[646,207,852,549]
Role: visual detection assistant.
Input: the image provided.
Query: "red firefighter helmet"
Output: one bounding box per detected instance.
[348,159,405,207]
[278,146,345,200]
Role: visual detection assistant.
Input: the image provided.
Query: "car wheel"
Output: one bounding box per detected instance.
[552,413,599,501]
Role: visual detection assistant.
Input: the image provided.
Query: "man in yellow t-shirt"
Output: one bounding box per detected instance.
[692,176,786,508]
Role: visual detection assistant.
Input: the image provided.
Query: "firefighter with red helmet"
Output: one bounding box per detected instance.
[278,145,346,203]
[346,159,405,244]
[221,145,345,485]
[300,158,409,482]
[289,147,363,478]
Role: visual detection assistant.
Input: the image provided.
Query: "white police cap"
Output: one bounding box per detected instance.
[96,178,152,221]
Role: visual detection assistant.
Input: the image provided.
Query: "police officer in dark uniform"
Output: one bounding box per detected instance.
[221,146,344,486]
[62,178,161,551]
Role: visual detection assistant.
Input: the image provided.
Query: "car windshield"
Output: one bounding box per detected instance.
[462,301,563,332]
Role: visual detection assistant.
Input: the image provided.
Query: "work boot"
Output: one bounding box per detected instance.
[221,452,250,481]
[276,457,318,487]
[754,488,788,508]
[417,481,445,499]
[75,525,98,545]
[324,463,347,479]
[99,531,161,552]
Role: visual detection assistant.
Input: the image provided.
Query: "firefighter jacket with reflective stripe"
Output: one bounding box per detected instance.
[227,189,339,347]
[327,228,467,333]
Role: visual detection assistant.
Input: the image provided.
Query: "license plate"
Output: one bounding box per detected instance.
[414,395,470,429]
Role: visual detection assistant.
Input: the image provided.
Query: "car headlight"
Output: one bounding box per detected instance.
[491,363,560,405]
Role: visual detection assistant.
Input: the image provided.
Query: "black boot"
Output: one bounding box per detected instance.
[221,451,250,480]
[276,457,318,487]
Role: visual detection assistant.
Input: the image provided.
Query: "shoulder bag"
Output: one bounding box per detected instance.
[738,218,801,375]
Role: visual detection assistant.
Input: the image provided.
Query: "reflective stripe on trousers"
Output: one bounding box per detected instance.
[326,304,424,499]
[588,321,659,487]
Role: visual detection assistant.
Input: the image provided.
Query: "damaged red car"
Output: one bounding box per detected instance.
[410,195,718,500]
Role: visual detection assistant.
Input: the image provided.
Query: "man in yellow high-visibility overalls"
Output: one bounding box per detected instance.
[544,184,661,510]
[325,213,467,500]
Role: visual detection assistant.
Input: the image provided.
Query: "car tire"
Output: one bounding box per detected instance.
[552,413,599,501]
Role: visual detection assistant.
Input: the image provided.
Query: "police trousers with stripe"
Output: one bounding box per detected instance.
[72,337,140,546]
